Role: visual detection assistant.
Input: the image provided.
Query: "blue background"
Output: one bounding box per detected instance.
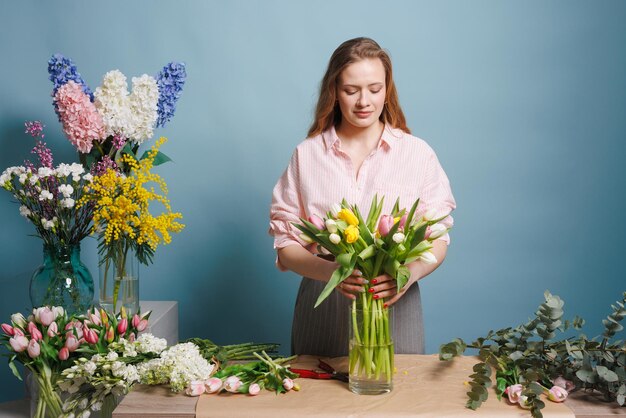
[1,0,625,403]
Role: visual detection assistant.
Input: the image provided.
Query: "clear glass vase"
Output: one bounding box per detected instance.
[30,244,94,315]
[99,243,139,316]
[27,367,64,418]
[348,297,394,395]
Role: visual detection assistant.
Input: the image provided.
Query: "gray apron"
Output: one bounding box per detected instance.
[291,277,425,357]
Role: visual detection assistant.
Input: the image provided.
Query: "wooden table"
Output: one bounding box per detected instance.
[113,355,626,418]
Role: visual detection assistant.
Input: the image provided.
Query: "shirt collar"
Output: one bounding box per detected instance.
[322,124,400,152]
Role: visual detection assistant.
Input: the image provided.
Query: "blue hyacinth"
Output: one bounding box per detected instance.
[48,54,94,101]
[155,62,186,128]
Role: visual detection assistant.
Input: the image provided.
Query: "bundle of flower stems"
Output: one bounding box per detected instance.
[184,338,280,365]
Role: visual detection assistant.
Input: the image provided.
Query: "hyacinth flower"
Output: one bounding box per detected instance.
[48,54,94,114]
[155,62,186,127]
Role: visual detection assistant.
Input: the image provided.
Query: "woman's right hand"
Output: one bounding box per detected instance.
[336,270,368,300]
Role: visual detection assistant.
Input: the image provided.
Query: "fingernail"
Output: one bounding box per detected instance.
[383,303,388,309]
[368,288,375,293]
[373,294,379,300]
[358,287,366,293]
[361,279,369,284]
[354,270,362,276]
[371,279,378,284]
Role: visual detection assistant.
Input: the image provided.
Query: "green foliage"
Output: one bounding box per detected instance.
[439,290,626,414]
[184,338,279,366]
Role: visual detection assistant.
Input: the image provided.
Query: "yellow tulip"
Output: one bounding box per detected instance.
[344,225,360,243]
[338,208,359,226]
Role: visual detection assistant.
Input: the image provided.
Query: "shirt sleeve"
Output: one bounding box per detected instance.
[420,146,456,244]
[268,148,308,270]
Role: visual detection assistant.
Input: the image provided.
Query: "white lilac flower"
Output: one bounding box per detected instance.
[0,172,10,186]
[137,342,215,393]
[83,173,93,182]
[39,190,53,201]
[135,333,167,355]
[29,175,39,185]
[58,184,74,197]
[18,174,28,184]
[128,74,159,144]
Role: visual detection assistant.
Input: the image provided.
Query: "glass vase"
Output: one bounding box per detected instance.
[30,244,94,315]
[99,243,139,316]
[348,296,394,395]
[27,367,63,418]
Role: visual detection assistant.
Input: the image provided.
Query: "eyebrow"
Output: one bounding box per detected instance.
[342,82,384,88]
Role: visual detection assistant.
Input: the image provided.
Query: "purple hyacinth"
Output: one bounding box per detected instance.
[155,62,186,127]
[48,54,94,102]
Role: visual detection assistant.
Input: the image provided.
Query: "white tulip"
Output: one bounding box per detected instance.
[392,232,405,243]
[419,251,437,265]
[423,209,437,221]
[330,203,341,218]
[329,233,341,245]
[299,233,314,244]
[428,223,447,240]
[325,219,338,233]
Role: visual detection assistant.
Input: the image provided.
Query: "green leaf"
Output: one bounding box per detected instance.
[140,150,172,166]
[358,244,376,261]
[396,265,410,291]
[314,264,354,308]
[596,365,619,383]
[8,357,21,381]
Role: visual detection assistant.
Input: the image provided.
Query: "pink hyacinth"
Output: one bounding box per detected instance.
[54,81,105,153]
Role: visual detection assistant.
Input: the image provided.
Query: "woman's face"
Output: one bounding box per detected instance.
[337,58,387,132]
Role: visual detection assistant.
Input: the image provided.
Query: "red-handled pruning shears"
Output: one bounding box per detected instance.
[290,359,349,382]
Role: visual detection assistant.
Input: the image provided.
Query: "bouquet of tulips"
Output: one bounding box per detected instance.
[294,195,449,390]
[1,306,151,418]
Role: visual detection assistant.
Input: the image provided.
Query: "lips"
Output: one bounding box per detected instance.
[354,111,372,119]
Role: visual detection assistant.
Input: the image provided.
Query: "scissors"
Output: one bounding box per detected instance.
[290,359,349,382]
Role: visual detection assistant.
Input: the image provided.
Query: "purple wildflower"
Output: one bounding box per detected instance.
[112,134,127,150]
[155,62,186,127]
[31,141,54,169]
[25,121,45,139]
[91,155,118,176]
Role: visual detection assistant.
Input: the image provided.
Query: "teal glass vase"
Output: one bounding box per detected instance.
[29,244,94,315]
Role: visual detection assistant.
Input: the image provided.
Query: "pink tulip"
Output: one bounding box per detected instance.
[37,307,55,326]
[136,319,148,332]
[1,323,15,336]
[398,214,407,230]
[308,214,325,230]
[424,225,432,240]
[89,313,101,326]
[128,332,136,343]
[248,383,261,396]
[9,335,29,352]
[84,327,99,344]
[58,347,70,361]
[547,385,568,402]
[27,339,40,358]
[47,322,58,338]
[132,314,141,329]
[100,309,109,327]
[505,384,523,404]
[27,322,43,342]
[378,215,394,237]
[553,376,575,392]
[13,328,24,337]
[283,377,294,391]
[65,334,80,352]
[65,321,83,339]
[205,378,223,394]
[117,318,128,335]
[224,376,242,393]
[185,380,206,397]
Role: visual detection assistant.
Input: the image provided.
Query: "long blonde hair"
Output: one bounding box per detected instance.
[308,37,410,137]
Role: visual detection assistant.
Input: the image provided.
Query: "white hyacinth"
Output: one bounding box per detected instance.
[128,74,159,144]
[94,70,134,139]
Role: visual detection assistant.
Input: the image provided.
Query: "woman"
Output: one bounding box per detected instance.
[269,37,456,357]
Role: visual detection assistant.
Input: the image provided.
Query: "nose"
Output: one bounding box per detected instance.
[356,90,370,107]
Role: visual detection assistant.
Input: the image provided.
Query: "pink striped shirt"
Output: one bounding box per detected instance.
[269,125,456,271]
